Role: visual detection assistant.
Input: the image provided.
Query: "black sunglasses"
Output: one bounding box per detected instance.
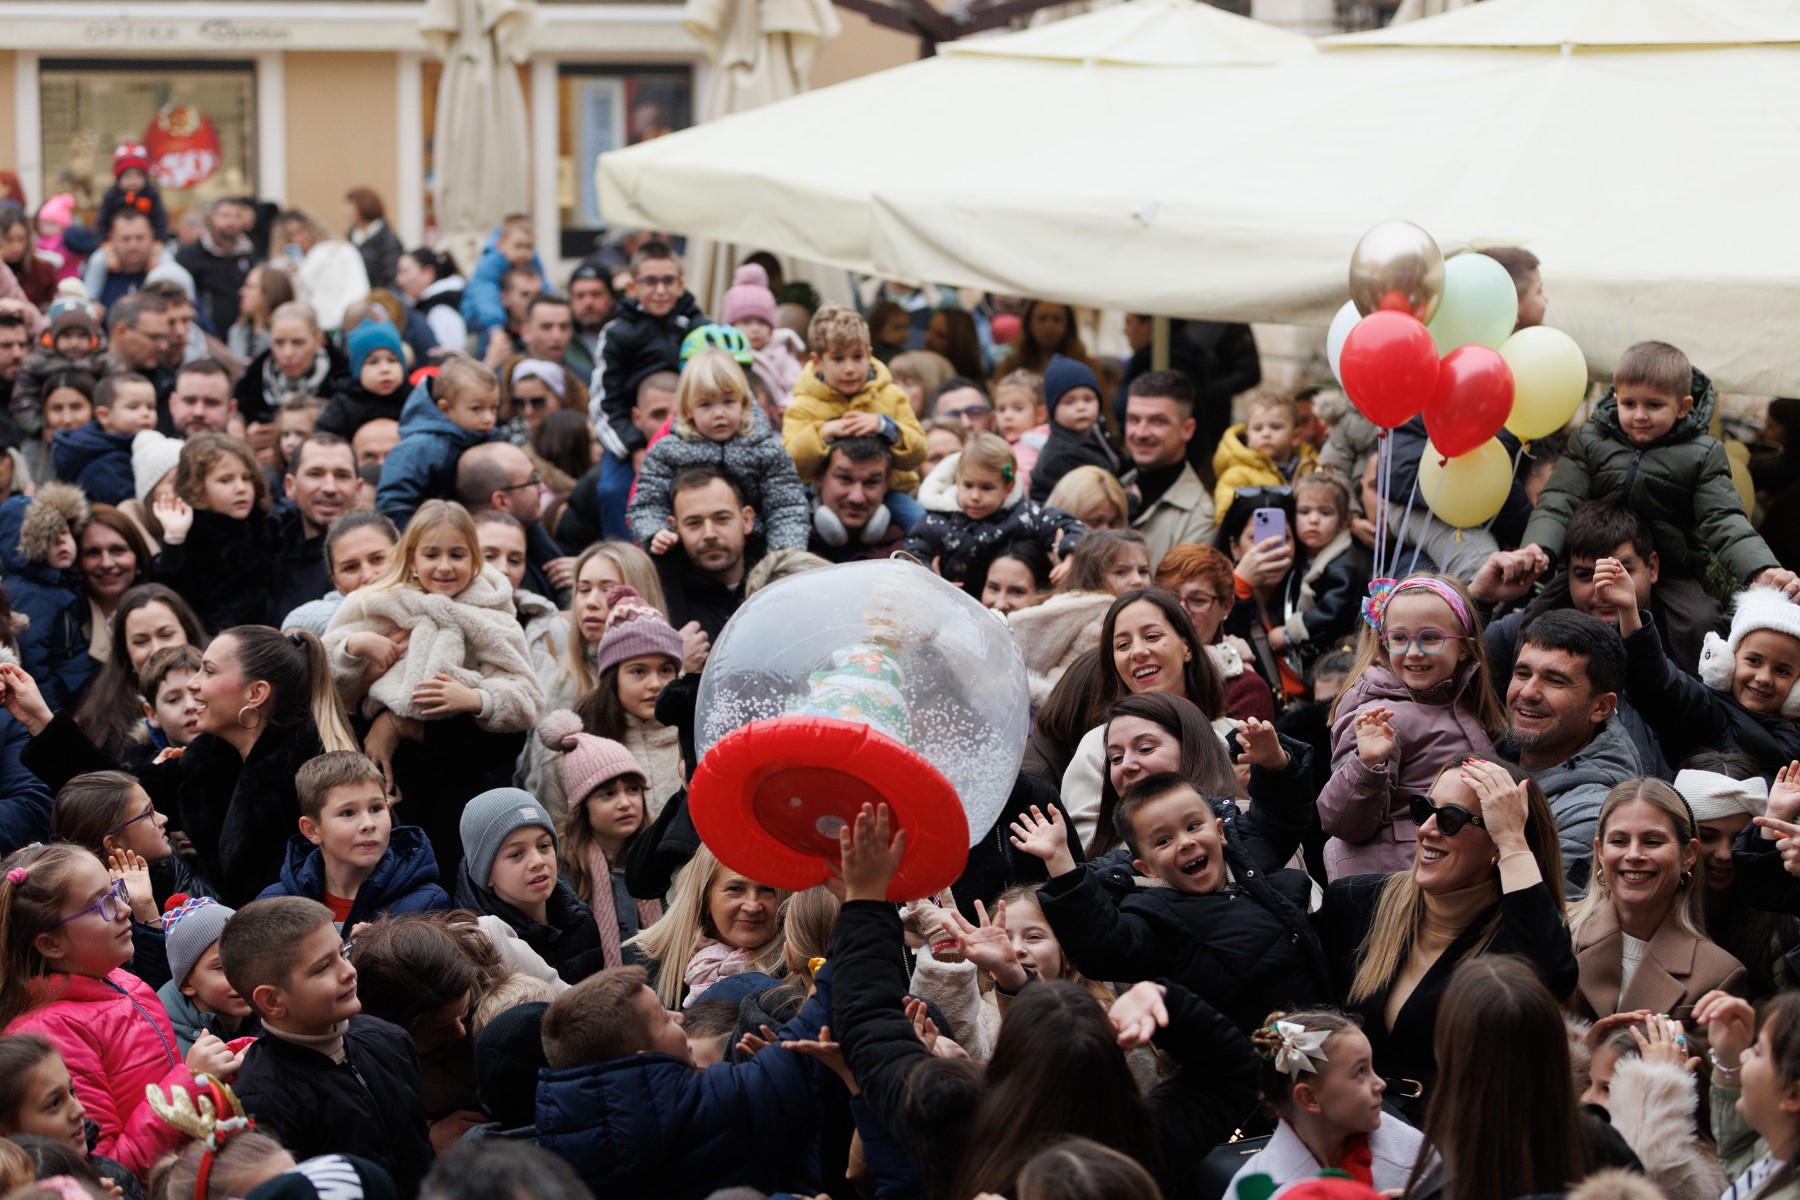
[1409,794,1485,837]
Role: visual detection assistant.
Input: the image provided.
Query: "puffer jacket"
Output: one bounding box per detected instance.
[783,359,927,493]
[375,377,495,528]
[1211,422,1314,521]
[0,485,92,710]
[258,825,452,931]
[898,452,1085,592]
[628,408,811,550]
[1524,367,1775,581]
[1516,713,1646,897]
[323,564,543,733]
[51,421,135,506]
[1026,421,1121,504]
[1317,661,1499,879]
[455,864,608,985]
[5,970,193,1176]
[591,292,707,457]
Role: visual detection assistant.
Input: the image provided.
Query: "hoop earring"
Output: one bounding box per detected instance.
[236,705,261,731]
[1680,870,1693,888]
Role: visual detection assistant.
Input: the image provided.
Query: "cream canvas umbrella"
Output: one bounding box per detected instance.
[422,0,536,271]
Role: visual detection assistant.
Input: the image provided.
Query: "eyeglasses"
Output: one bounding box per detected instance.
[55,878,130,926]
[1180,591,1223,612]
[106,803,158,837]
[635,274,681,291]
[499,474,543,493]
[1382,628,1466,656]
[940,404,991,421]
[1409,794,1486,837]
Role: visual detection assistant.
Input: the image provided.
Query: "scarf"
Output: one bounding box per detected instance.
[264,1018,349,1063]
[1338,1132,1374,1184]
[583,842,662,969]
[262,348,332,407]
[198,229,254,259]
[682,939,758,1007]
[1724,1155,1782,1200]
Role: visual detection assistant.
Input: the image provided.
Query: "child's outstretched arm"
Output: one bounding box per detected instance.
[1315,703,1401,845]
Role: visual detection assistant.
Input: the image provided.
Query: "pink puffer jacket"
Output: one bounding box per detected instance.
[7,970,194,1175]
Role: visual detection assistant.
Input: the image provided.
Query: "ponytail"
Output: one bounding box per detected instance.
[219,626,357,754]
[0,845,90,1030]
[292,629,357,753]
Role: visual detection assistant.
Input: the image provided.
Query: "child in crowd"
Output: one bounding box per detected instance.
[0,483,92,710]
[1576,1014,1725,1200]
[993,369,1050,495]
[50,766,209,923]
[124,428,182,553]
[23,368,95,487]
[259,751,451,929]
[472,509,564,682]
[54,373,157,506]
[235,303,350,427]
[222,896,434,1197]
[10,301,105,436]
[275,395,327,480]
[542,711,663,969]
[149,1129,296,1200]
[593,242,705,495]
[784,305,928,529]
[1268,470,1370,676]
[902,433,1086,595]
[572,587,685,818]
[0,843,240,1177]
[317,321,408,439]
[454,788,607,985]
[375,360,499,528]
[1319,573,1504,878]
[1698,989,1800,1200]
[722,264,804,408]
[1213,388,1314,520]
[1509,341,1796,672]
[462,214,545,338]
[96,144,168,242]
[155,896,259,1056]
[979,540,1054,615]
[1229,1010,1427,1191]
[151,432,283,632]
[920,418,967,480]
[1028,354,1121,503]
[0,1035,140,1196]
[629,350,810,552]
[1011,776,1326,1037]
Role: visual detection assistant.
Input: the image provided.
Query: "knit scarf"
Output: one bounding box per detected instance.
[1723,1154,1781,1200]
[198,229,254,259]
[261,348,332,407]
[1338,1132,1374,1184]
[583,842,661,969]
[682,939,758,1007]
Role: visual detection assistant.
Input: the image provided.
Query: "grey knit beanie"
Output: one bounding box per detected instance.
[162,896,235,987]
[460,787,558,888]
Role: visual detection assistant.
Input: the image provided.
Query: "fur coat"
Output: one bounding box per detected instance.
[1007,589,1112,707]
[1608,1055,1728,1200]
[324,564,544,733]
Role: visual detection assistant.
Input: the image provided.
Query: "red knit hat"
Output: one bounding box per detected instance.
[112,143,151,179]
[593,586,684,676]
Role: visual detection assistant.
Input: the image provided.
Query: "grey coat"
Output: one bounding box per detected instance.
[1517,712,1645,897]
[627,410,811,551]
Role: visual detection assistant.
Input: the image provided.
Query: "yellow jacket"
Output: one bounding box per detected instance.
[783,358,928,494]
[1212,423,1314,518]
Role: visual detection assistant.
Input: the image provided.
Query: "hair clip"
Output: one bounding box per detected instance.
[1361,578,1398,632]
[1002,462,1016,483]
[5,867,26,885]
[807,957,827,975]
[1262,1020,1331,1077]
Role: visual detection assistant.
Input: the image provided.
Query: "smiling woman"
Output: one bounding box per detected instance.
[626,845,788,1009]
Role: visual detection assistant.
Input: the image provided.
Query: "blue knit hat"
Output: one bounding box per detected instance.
[347,320,405,380]
[1042,353,1101,417]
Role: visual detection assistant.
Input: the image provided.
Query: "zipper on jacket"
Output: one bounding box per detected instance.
[1623,449,1643,503]
[108,977,180,1069]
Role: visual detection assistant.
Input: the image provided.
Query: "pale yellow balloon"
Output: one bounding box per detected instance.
[1418,437,1512,528]
[1500,326,1590,441]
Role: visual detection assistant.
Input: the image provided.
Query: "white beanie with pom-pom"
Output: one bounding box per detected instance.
[1695,586,1800,719]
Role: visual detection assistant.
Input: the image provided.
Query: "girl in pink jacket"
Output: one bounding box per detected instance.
[0,843,241,1177]
[1319,574,1506,879]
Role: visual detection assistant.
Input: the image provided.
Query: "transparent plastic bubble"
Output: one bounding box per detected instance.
[696,559,1031,848]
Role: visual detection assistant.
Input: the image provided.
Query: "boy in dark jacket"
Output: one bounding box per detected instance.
[0,483,92,710]
[317,320,409,439]
[257,752,451,931]
[9,300,107,435]
[52,373,157,506]
[375,360,497,527]
[222,896,434,1198]
[1027,354,1121,503]
[535,961,831,1199]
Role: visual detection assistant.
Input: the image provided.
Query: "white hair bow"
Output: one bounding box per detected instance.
[1269,1020,1331,1077]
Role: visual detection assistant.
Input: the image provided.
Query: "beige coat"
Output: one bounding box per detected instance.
[1125,460,1216,571]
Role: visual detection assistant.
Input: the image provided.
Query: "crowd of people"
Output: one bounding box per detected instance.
[0,146,1799,1200]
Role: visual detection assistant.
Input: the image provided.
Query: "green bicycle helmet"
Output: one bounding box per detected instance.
[680,322,754,367]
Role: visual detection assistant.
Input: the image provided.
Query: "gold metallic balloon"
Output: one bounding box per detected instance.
[1349,220,1446,324]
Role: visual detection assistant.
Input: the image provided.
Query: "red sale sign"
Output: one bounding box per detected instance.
[142,105,222,190]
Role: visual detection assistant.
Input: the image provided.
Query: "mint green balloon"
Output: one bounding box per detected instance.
[1426,252,1518,355]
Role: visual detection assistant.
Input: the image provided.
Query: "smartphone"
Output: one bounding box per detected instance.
[1252,507,1287,547]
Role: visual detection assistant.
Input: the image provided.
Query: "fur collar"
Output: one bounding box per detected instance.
[919,451,1025,515]
[16,484,88,565]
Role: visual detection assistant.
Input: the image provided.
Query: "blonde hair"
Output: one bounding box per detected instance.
[993,370,1046,411]
[433,358,498,408]
[1241,386,1299,424]
[562,541,668,696]
[1046,466,1128,529]
[469,972,561,1041]
[370,500,482,594]
[745,548,831,596]
[675,350,755,439]
[1567,778,1705,946]
[807,305,870,355]
[269,301,319,334]
[624,846,788,1008]
[958,432,1018,485]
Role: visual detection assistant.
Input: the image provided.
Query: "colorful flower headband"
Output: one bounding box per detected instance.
[1361,576,1472,634]
[1259,1020,1331,1077]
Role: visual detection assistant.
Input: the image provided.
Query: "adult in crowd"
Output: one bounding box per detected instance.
[167,358,237,438]
[518,295,574,368]
[1154,543,1277,722]
[0,303,28,419]
[0,208,56,307]
[1119,314,1261,470]
[276,208,369,331]
[653,464,761,642]
[99,291,176,411]
[75,506,154,663]
[931,379,993,435]
[273,433,359,616]
[455,440,574,602]
[279,508,399,636]
[228,262,296,364]
[353,417,401,469]
[176,196,258,334]
[481,267,544,365]
[1120,371,1216,568]
[1007,529,1149,705]
[806,438,904,564]
[85,209,194,313]
[394,248,467,353]
[992,300,1095,379]
[564,263,615,381]
[71,582,205,764]
[345,188,404,290]
[144,276,228,371]
[1498,611,1648,894]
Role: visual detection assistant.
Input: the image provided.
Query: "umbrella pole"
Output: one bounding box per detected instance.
[1152,314,1170,373]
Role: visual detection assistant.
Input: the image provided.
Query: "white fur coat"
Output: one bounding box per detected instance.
[324,564,544,734]
[1608,1056,1728,1200]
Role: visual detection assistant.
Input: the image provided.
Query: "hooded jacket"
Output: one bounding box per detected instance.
[628,407,812,551]
[375,378,494,528]
[151,506,282,633]
[258,825,452,930]
[0,485,92,709]
[455,864,607,985]
[51,421,136,505]
[461,229,548,334]
[898,452,1086,591]
[783,359,927,494]
[591,292,707,457]
[1524,367,1776,581]
[154,976,262,1057]
[1211,421,1314,520]
[1514,713,1645,897]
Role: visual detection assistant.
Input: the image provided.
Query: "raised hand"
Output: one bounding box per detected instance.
[1008,805,1076,877]
[1459,757,1530,854]
[0,661,53,735]
[836,803,907,903]
[735,1022,777,1058]
[152,494,194,543]
[649,529,679,555]
[948,900,1028,990]
[680,621,711,675]
[1584,1009,1655,1049]
[781,1023,857,1091]
[1754,567,1800,602]
[1754,814,1800,877]
[106,850,159,924]
[1632,1014,1700,1075]
[1694,990,1756,1073]
[1353,705,1397,767]
[1234,716,1288,771]
[1109,980,1169,1049]
[1768,761,1800,825]
[1591,558,1641,633]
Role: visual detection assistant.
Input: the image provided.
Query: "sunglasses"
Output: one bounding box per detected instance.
[1409,794,1486,837]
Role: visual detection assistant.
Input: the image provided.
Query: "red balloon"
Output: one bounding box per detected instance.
[1423,345,1515,459]
[1338,310,1439,429]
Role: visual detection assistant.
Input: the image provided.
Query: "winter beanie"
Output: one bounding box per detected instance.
[132,429,183,508]
[460,787,558,889]
[1696,587,1800,718]
[45,298,99,342]
[1041,353,1101,418]
[721,264,778,329]
[162,895,235,987]
[1673,769,1769,823]
[593,586,684,675]
[538,709,646,807]
[473,1001,550,1130]
[347,320,405,380]
[37,194,74,230]
[112,143,151,180]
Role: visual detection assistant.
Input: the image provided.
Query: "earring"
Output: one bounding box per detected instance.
[236,705,261,731]
[1680,870,1693,888]
[1490,855,1499,866]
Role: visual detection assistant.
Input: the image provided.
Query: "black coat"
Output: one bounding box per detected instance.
[270,502,331,619]
[22,711,324,906]
[151,508,283,635]
[454,867,608,985]
[1028,423,1122,504]
[174,240,257,333]
[833,901,1258,1200]
[653,545,758,644]
[596,293,708,455]
[234,345,352,426]
[1311,872,1578,1123]
[1622,611,1800,771]
[232,1016,433,1199]
[354,224,405,291]
[1121,320,1262,466]
[317,382,408,440]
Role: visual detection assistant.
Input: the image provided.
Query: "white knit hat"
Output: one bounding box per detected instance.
[1696,587,1800,719]
[1673,769,1769,823]
[132,429,183,509]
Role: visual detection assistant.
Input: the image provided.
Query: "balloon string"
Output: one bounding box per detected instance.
[1480,440,1529,535]
[1371,434,1387,580]
[1408,457,1452,578]
[1377,432,1395,580]
[1401,473,1428,579]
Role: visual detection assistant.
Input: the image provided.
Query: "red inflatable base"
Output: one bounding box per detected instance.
[689,716,970,901]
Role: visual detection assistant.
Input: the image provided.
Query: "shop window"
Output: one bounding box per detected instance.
[39,58,257,230]
[556,65,692,260]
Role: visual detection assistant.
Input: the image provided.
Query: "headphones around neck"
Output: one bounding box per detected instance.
[812,498,891,547]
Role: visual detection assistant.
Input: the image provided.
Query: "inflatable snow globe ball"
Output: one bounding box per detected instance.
[691,558,1031,901]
